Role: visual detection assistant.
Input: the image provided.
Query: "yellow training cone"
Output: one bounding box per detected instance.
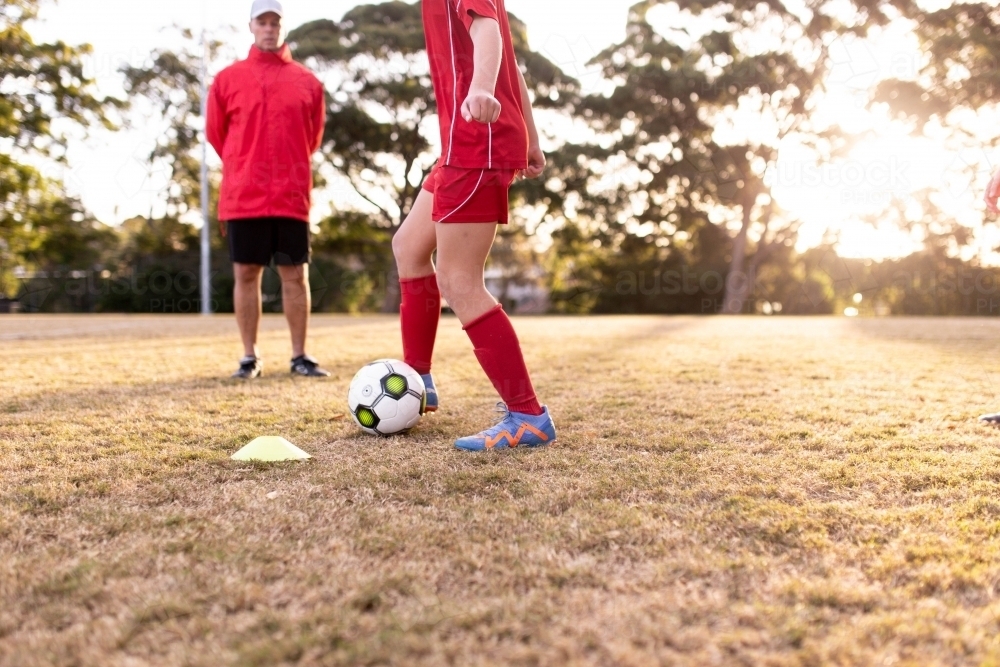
[231,436,312,462]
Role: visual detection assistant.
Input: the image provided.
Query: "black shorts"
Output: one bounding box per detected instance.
[227,217,311,266]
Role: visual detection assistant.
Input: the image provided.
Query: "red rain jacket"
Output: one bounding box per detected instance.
[207,45,325,223]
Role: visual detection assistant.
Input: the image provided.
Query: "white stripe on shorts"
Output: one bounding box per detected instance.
[436,169,486,222]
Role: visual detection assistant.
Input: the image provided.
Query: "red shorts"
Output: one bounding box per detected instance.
[423,164,517,224]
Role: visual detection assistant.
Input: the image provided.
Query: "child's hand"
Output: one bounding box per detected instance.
[522,144,546,179]
[986,169,1000,215]
[461,91,501,124]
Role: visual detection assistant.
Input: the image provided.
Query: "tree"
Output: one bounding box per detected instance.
[867,3,1000,262]
[119,29,234,220]
[558,0,912,314]
[1,0,120,300]
[116,31,253,315]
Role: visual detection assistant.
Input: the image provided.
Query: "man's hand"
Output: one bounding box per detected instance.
[522,144,546,179]
[461,90,501,124]
[219,219,228,238]
[986,169,1000,215]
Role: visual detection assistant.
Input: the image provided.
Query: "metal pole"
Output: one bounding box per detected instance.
[199,29,211,316]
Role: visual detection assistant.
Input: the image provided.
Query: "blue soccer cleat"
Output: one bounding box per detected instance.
[421,373,438,413]
[455,403,556,451]
[980,412,1000,427]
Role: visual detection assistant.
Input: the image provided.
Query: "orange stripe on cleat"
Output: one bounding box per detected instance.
[484,423,550,450]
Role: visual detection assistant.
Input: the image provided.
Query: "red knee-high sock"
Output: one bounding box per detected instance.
[463,304,543,416]
[400,274,440,375]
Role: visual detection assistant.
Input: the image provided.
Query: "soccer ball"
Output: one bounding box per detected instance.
[348,359,426,436]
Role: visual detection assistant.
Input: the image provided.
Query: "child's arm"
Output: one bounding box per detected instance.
[462,16,503,124]
[516,67,545,179]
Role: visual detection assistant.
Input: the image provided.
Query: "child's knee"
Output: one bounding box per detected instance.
[391,230,410,263]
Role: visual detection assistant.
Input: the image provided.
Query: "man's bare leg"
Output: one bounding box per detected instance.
[278,263,328,376]
[277,263,310,358]
[234,262,264,358]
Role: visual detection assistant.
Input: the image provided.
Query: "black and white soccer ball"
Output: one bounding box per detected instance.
[348,359,426,436]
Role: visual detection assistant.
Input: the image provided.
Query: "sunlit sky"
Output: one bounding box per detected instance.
[28,0,999,262]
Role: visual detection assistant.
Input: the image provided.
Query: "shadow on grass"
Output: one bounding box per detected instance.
[847,316,1000,349]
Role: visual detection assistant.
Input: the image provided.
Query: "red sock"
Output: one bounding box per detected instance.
[463,304,543,416]
[400,274,440,375]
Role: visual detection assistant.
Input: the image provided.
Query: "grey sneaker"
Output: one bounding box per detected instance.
[290,354,330,377]
[232,356,263,379]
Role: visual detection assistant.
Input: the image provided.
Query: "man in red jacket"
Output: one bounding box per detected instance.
[207,0,329,379]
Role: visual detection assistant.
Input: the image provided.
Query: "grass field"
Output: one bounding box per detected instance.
[3,314,1000,666]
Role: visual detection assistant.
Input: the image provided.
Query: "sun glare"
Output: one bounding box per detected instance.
[772,130,950,260]
[766,18,992,261]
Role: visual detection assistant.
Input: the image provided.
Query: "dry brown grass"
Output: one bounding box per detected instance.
[3,314,1000,666]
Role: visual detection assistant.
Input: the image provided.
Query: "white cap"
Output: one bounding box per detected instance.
[250,0,283,19]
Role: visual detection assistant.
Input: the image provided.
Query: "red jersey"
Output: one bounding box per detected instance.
[207,45,325,223]
[422,0,528,171]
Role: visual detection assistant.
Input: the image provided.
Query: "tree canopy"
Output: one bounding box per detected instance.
[0,0,120,299]
[6,0,1000,317]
